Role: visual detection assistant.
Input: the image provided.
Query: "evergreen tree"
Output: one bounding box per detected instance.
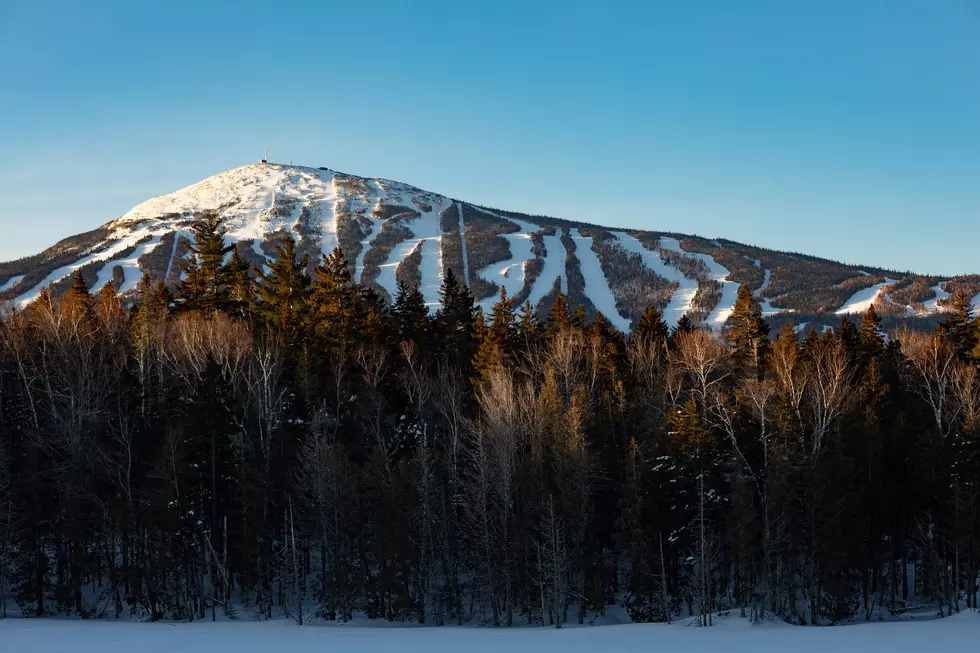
[725,284,770,378]
[634,304,669,346]
[178,212,234,311]
[472,288,515,383]
[392,280,431,348]
[938,291,977,361]
[254,235,309,340]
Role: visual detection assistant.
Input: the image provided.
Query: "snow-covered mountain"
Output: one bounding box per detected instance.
[1,161,977,331]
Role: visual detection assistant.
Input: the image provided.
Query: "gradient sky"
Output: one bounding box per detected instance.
[1,1,978,275]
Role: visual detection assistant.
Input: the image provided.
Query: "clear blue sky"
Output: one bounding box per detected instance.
[1,0,978,275]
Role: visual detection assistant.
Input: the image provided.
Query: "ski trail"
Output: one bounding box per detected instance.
[91,233,166,293]
[457,202,470,286]
[376,198,451,313]
[836,278,897,314]
[14,227,157,308]
[658,237,739,329]
[570,228,630,332]
[0,275,25,293]
[527,227,567,311]
[749,258,780,316]
[612,233,697,329]
[922,282,948,314]
[470,208,542,313]
[354,215,384,283]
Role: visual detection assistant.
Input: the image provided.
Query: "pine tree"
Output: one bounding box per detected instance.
[858,305,885,363]
[392,280,431,347]
[437,268,477,369]
[472,288,515,384]
[938,291,977,361]
[725,284,770,378]
[634,305,669,346]
[227,246,254,318]
[545,292,571,337]
[178,212,234,311]
[254,235,309,340]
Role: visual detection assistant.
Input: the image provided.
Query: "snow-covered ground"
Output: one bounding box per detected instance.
[91,233,167,294]
[570,229,630,332]
[375,197,452,312]
[836,278,896,315]
[658,237,740,328]
[526,227,568,311]
[2,611,977,653]
[456,203,470,286]
[611,232,696,329]
[353,214,384,284]
[471,208,542,314]
[0,274,24,292]
[972,292,980,317]
[14,225,170,307]
[922,282,949,314]
[750,259,780,316]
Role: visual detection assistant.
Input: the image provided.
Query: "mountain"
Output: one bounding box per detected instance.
[1,161,976,331]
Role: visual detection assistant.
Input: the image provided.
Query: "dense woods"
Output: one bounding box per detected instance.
[1,217,979,628]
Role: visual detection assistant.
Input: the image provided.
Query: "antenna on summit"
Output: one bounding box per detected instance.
[260,147,268,164]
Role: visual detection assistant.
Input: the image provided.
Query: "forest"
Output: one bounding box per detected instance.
[0,214,978,627]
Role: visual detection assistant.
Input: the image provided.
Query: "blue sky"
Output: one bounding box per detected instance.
[1,0,978,274]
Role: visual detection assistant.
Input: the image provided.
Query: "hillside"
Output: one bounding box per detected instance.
[1,161,976,329]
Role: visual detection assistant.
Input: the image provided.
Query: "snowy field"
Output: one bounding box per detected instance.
[2,611,978,653]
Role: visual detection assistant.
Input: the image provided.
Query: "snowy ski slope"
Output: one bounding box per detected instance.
[570,229,630,332]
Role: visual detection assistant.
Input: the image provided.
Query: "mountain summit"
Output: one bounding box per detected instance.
[1,161,976,331]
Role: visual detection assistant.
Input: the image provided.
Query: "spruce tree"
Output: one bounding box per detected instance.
[938,291,977,361]
[178,212,234,311]
[634,305,669,346]
[472,287,515,384]
[254,235,309,340]
[392,279,431,348]
[725,284,770,378]
[436,268,477,369]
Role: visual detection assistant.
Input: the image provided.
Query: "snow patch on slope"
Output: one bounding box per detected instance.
[922,282,949,314]
[836,278,897,315]
[0,275,24,292]
[611,233,696,329]
[526,228,568,311]
[14,226,164,308]
[470,208,542,313]
[658,237,739,328]
[91,233,167,294]
[750,259,780,316]
[375,197,452,312]
[570,229,630,332]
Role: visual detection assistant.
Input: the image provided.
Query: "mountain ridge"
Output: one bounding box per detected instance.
[1,161,976,331]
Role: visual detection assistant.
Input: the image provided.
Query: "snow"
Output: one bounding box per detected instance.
[749,259,780,316]
[2,611,978,653]
[526,227,567,311]
[13,225,163,308]
[836,278,897,315]
[0,274,24,292]
[922,282,949,314]
[470,208,542,314]
[611,232,697,329]
[658,237,740,329]
[457,202,470,287]
[973,292,980,317]
[570,229,630,332]
[375,197,452,312]
[353,214,384,284]
[91,233,166,294]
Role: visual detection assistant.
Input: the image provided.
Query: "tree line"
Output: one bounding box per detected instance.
[0,214,978,626]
